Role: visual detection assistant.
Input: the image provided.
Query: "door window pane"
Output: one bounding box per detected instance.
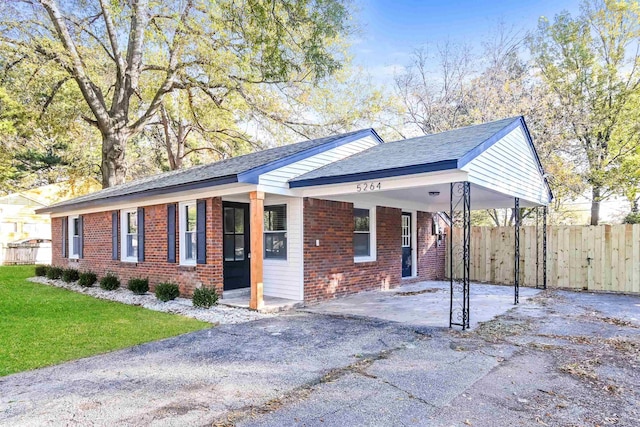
[224,235,235,261]
[234,235,245,260]
[234,208,244,233]
[224,208,234,233]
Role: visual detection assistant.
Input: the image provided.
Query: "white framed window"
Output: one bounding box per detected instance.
[179,201,197,265]
[120,209,138,262]
[68,215,80,259]
[264,204,287,260]
[354,205,376,262]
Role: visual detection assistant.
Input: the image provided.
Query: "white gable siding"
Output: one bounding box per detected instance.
[462,127,549,204]
[258,135,380,191]
[263,195,304,300]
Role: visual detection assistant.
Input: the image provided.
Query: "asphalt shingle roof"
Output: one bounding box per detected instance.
[39,129,372,213]
[290,117,521,186]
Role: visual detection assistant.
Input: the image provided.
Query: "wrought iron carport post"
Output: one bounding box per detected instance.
[514,197,520,305]
[449,181,470,330]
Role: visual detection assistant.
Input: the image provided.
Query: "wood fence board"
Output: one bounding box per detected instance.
[446,224,637,294]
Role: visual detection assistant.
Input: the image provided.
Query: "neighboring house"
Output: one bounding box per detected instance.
[36,117,552,307]
[1,179,101,265]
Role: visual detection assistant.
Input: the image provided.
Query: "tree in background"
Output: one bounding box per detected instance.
[1,0,352,187]
[529,0,640,225]
[394,24,580,225]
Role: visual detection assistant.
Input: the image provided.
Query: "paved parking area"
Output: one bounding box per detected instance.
[303,280,540,328]
[1,286,638,427]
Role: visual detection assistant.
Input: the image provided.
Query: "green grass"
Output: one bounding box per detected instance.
[0,265,210,376]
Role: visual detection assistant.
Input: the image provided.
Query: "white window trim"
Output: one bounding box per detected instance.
[264,203,289,264]
[179,201,197,266]
[354,204,377,263]
[120,209,138,263]
[68,215,80,259]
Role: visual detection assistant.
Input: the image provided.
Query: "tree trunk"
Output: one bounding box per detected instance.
[590,186,601,226]
[101,131,128,188]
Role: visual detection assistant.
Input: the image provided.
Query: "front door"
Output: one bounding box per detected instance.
[402,212,412,277]
[223,202,251,290]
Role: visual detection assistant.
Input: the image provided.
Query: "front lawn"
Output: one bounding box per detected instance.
[0,265,210,376]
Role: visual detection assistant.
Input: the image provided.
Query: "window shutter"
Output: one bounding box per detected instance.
[78,216,84,258]
[137,207,145,262]
[167,204,176,263]
[61,216,68,258]
[112,212,118,260]
[196,199,206,264]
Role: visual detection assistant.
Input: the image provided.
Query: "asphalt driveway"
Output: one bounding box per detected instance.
[1,287,638,426]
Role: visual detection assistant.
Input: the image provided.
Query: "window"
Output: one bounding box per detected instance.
[120,210,138,261]
[264,205,287,260]
[354,206,376,262]
[69,216,80,258]
[180,201,197,264]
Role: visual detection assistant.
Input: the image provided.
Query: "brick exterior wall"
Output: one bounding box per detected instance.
[302,198,447,304]
[51,195,447,303]
[51,197,223,297]
[416,211,447,281]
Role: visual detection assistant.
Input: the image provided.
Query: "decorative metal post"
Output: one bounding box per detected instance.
[449,181,471,330]
[514,197,520,305]
[543,205,548,290]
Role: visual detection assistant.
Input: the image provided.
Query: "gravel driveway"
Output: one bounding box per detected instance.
[1,289,638,426]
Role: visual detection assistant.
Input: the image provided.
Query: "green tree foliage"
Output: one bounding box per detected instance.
[529,0,640,225]
[1,0,353,187]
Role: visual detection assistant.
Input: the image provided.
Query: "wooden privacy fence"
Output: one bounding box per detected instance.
[2,242,52,265]
[447,225,640,294]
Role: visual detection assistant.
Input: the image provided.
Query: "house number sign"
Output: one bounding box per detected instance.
[356,182,382,192]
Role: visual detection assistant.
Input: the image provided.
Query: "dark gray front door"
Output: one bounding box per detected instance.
[223,202,250,290]
[402,212,412,277]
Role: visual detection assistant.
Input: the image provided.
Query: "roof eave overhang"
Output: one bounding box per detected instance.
[289,159,459,188]
[35,174,239,215]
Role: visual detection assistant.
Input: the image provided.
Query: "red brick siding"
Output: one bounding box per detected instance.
[303,198,402,303]
[51,197,223,297]
[303,198,447,303]
[416,211,447,281]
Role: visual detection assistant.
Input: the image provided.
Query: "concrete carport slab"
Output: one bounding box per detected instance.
[302,281,541,329]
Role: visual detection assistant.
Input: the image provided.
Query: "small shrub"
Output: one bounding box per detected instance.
[623,212,640,224]
[127,278,149,295]
[99,273,120,291]
[46,266,63,280]
[35,265,49,277]
[155,282,180,302]
[78,272,97,287]
[61,268,80,283]
[192,286,219,308]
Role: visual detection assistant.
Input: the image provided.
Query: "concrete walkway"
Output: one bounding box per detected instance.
[303,281,541,329]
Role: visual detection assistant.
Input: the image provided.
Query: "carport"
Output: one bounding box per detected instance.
[289,116,553,329]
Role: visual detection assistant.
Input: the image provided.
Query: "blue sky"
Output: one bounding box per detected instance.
[352,0,582,82]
